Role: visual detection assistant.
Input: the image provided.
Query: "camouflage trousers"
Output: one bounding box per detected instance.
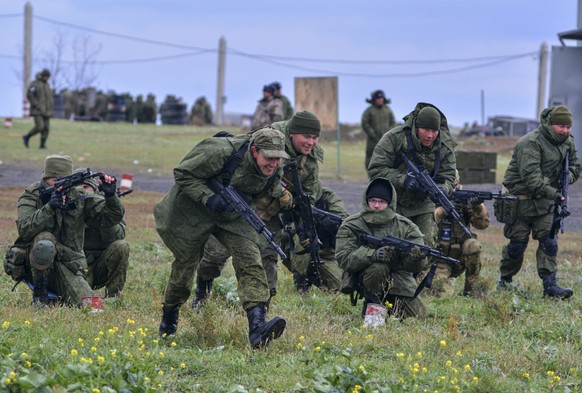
[360,262,426,319]
[430,238,483,296]
[281,245,342,291]
[85,240,130,297]
[27,115,50,140]
[197,217,281,293]
[164,220,269,311]
[500,211,556,279]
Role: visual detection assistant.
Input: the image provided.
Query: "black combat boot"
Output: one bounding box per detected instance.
[158,306,179,337]
[293,273,312,293]
[247,303,286,349]
[543,273,573,299]
[22,135,30,148]
[40,138,47,149]
[32,271,49,307]
[191,277,213,311]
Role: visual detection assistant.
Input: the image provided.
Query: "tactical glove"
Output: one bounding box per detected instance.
[403,173,420,194]
[279,190,293,210]
[206,194,231,214]
[409,246,424,261]
[48,191,63,210]
[99,176,117,198]
[372,246,394,263]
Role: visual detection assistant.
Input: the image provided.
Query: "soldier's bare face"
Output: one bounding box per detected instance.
[552,124,572,137]
[253,149,282,176]
[290,134,319,155]
[417,128,439,148]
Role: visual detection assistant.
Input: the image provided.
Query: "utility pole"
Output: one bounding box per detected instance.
[214,36,226,125]
[536,42,548,118]
[23,1,32,117]
[480,89,485,126]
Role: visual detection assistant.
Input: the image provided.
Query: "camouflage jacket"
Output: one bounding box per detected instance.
[154,133,285,256]
[361,104,396,149]
[367,103,457,217]
[335,179,428,296]
[27,73,54,117]
[279,95,294,120]
[84,193,128,252]
[251,97,284,129]
[15,182,125,270]
[502,106,580,214]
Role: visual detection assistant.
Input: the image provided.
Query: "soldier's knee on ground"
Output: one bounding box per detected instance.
[462,238,481,256]
[4,246,28,281]
[507,239,528,260]
[30,239,56,271]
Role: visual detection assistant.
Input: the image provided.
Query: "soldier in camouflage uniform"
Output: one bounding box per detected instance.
[78,172,130,298]
[192,111,350,309]
[271,82,293,120]
[251,84,284,130]
[190,96,213,125]
[434,173,489,297]
[362,90,396,169]
[23,69,54,149]
[3,155,122,307]
[497,105,580,298]
[154,128,291,349]
[336,177,428,324]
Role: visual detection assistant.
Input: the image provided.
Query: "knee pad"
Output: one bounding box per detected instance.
[462,238,481,256]
[30,240,56,270]
[507,239,528,260]
[539,236,558,257]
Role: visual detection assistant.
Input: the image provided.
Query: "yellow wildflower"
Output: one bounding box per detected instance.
[71,349,78,356]
[439,340,446,347]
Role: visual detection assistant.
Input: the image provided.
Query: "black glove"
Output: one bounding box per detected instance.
[48,191,63,210]
[467,196,484,213]
[99,176,117,198]
[372,246,394,263]
[206,194,231,214]
[403,173,420,193]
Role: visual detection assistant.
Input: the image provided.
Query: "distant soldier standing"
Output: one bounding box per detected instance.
[271,82,293,120]
[362,90,396,169]
[497,105,580,298]
[190,96,213,125]
[251,84,284,130]
[23,69,54,149]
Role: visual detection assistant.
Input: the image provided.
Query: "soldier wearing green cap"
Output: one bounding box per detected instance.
[3,155,123,307]
[75,168,130,298]
[367,103,458,295]
[192,111,350,310]
[497,105,580,299]
[23,69,54,149]
[362,90,397,169]
[154,127,291,348]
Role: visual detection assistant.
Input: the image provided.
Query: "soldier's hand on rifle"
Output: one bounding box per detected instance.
[554,192,564,203]
[206,194,231,214]
[372,246,394,263]
[409,246,424,261]
[48,190,64,210]
[300,237,321,249]
[467,196,484,213]
[279,189,293,210]
[99,174,117,198]
[403,173,421,193]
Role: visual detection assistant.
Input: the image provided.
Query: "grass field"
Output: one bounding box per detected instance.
[0,119,580,392]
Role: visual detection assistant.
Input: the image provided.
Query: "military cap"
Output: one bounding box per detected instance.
[271,81,282,90]
[252,127,290,159]
[73,167,100,192]
[40,68,51,77]
[263,84,275,95]
[42,154,73,179]
[366,89,390,104]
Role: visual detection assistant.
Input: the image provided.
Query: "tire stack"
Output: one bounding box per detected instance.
[160,95,188,125]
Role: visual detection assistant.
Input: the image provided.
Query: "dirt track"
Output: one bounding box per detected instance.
[2,164,582,231]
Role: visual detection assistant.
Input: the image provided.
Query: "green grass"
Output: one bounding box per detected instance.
[0,119,580,392]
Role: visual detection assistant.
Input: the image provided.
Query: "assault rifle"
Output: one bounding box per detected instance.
[312,207,343,235]
[40,168,103,199]
[207,177,287,260]
[400,153,472,237]
[357,233,460,266]
[549,153,570,239]
[358,233,460,298]
[450,190,517,203]
[282,161,322,287]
